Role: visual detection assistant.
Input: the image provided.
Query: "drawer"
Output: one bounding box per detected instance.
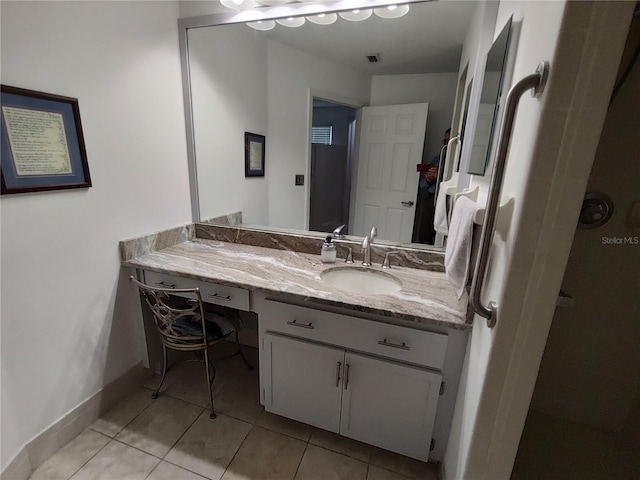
[143,270,250,312]
[260,299,448,370]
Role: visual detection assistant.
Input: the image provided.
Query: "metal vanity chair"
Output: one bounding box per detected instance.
[129,276,252,419]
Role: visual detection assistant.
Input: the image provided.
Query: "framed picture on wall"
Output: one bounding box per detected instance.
[244,132,265,177]
[1,85,91,195]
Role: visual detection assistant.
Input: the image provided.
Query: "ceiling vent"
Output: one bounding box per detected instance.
[366,54,381,63]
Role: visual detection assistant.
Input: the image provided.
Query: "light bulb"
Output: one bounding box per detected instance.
[276,16,306,27]
[307,12,337,25]
[338,9,372,21]
[373,4,409,19]
[221,0,258,10]
[247,19,276,30]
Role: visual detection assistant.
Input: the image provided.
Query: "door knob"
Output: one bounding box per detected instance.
[401,201,414,207]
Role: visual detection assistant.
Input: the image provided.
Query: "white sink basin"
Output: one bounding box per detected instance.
[320,267,402,295]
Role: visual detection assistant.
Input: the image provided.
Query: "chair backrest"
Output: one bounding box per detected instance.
[130,276,208,348]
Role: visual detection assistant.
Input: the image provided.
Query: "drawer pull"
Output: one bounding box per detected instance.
[344,364,350,390]
[336,361,342,387]
[378,339,410,351]
[155,282,176,289]
[208,293,232,301]
[286,320,315,330]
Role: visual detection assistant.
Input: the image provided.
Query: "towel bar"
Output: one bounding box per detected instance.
[453,186,514,240]
[473,196,515,240]
[435,136,461,205]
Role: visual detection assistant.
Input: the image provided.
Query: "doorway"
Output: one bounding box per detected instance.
[308,98,357,234]
[511,14,640,478]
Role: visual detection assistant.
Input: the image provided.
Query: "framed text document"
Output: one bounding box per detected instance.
[1,85,91,195]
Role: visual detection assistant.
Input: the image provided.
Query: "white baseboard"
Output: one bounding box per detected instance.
[1,363,151,480]
[0,448,31,480]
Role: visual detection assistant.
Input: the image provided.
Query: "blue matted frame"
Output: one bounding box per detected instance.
[1,85,91,195]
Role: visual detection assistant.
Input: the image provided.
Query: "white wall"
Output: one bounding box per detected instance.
[0,0,191,470]
[370,73,458,162]
[189,25,269,224]
[179,0,227,18]
[445,1,569,476]
[266,40,371,229]
[444,2,634,478]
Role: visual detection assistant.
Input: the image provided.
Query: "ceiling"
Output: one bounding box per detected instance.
[248,1,477,75]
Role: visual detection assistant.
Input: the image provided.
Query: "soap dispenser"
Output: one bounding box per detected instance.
[321,236,337,263]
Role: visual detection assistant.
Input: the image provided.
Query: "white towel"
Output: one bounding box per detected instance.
[445,196,478,299]
[434,186,449,235]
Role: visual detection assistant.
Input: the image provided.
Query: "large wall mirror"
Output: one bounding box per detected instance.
[180,0,478,249]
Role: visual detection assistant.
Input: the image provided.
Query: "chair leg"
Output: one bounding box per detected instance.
[152,344,168,400]
[235,330,253,371]
[203,347,217,419]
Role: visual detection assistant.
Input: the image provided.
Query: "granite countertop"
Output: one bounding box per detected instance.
[124,239,469,331]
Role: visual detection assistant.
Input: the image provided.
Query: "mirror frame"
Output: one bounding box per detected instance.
[178,0,448,251]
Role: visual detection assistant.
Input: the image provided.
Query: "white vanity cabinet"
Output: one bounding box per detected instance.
[257,296,449,462]
[133,268,468,463]
[262,333,344,433]
[340,352,442,461]
[262,332,442,461]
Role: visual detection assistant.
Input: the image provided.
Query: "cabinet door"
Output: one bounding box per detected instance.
[340,352,442,461]
[262,332,344,433]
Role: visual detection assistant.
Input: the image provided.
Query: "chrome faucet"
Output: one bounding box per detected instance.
[361,227,377,266]
[331,225,353,263]
[332,224,346,239]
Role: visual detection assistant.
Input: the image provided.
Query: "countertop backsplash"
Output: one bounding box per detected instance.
[195,223,445,272]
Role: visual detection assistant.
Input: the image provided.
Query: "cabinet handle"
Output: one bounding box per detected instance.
[155,282,176,289]
[286,320,315,330]
[344,364,350,390]
[208,293,231,301]
[378,339,410,351]
[336,362,342,387]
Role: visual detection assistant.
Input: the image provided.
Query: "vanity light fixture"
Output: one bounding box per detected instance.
[220,0,259,10]
[247,19,277,30]
[338,9,373,22]
[276,16,306,27]
[373,4,410,19]
[306,12,338,25]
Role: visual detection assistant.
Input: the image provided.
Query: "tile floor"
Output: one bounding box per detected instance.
[30,346,439,480]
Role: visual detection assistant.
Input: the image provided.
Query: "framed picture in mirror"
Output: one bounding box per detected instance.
[244,132,265,177]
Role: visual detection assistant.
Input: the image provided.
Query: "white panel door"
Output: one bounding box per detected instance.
[262,332,344,433]
[353,103,429,242]
[339,352,442,462]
